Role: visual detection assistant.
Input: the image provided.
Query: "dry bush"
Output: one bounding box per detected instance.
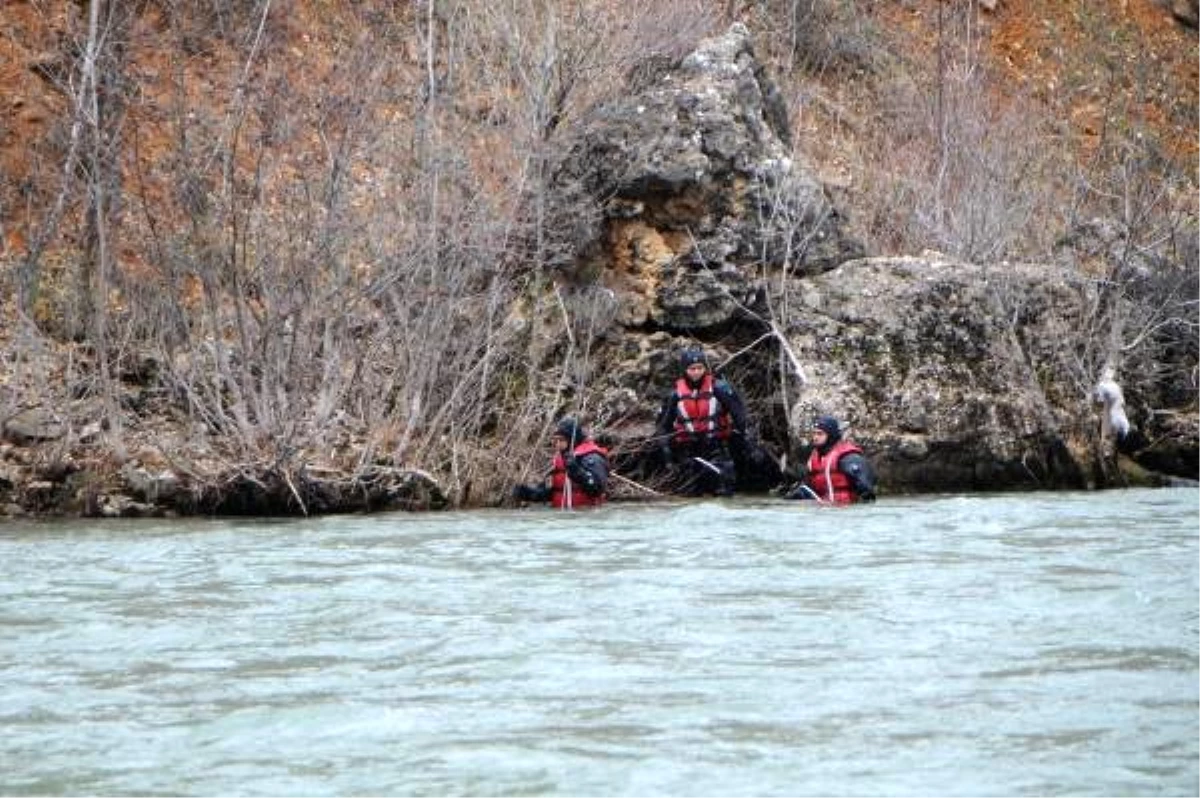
[1063,130,1200,416]
[64,0,724,505]
[1119,255,1199,414]
[149,0,276,49]
[0,1,142,455]
[453,0,719,144]
[745,0,879,78]
[855,5,1067,262]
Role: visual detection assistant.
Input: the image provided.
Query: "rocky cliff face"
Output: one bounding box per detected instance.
[545,24,1197,492]
[547,24,864,331]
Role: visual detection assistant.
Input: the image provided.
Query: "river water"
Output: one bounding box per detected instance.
[1,488,1196,797]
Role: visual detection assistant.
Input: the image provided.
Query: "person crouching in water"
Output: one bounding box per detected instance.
[514,418,609,509]
[785,415,877,504]
[655,346,753,497]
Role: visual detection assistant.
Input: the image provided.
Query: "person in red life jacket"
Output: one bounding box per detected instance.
[785,415,877,504]
[513,418,610,509]
[654,346,756,496]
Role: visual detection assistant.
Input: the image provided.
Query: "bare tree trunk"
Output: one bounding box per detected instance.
[78,0,130,450]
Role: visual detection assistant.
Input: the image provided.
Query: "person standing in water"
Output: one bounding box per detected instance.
[514,418,609,509]
[654,346,756,497]
[784,415,877,504]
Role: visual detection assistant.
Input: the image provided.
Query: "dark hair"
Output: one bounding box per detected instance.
[554,417,585,444]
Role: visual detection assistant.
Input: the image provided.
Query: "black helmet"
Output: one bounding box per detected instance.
[812,415,842,443]
[679,346,708,370]
[554,417,585,445]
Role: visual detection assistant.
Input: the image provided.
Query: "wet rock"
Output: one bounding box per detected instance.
[176,464,449,516]
[22,479,60,513]
[0,463,16,504]
[121,463,182,503]
[1131,410,1199,478]
[93,493,162,518]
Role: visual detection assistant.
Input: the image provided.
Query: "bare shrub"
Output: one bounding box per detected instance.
[744,0,879,77]
[27,3,1185,503]
[1121,253,1199,412]
[857,5,1065,262]
[150,0,278,49]
[1063,129,1200,419]
[3,1,139,456]
[75,0,726,506]
[455,0,718,145]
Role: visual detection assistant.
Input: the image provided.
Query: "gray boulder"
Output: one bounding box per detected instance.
[779,254,1101,491]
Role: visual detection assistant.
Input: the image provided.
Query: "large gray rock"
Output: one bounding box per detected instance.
[121,463,182,503]
[779,254,1100,491]
[549,24,864,332]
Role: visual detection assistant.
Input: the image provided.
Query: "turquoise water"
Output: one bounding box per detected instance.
[1,489,1197,796]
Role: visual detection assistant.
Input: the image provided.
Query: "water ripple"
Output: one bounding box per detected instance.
[0,488,1196,796]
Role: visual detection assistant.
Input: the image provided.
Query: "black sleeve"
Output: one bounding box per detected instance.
[566,452,609,497]
[714,380,751,437]
[654,392,679,444]
[839,453,877,500]
[514,483,551,502]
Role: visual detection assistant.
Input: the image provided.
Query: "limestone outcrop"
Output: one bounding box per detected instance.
[547,23,864,332]
[776,255,1097,491]
[545,25,1197,493]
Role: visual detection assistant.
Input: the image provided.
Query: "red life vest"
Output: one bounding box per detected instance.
[805,440,863,504]
[672,375,732,445]
[550,440,608,509]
